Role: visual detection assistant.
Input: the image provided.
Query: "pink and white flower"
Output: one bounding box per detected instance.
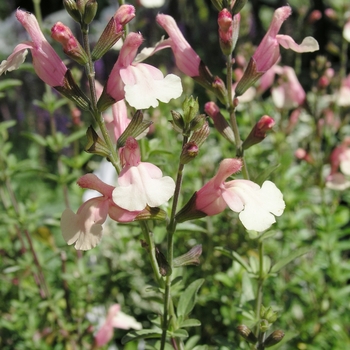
[91,304,142,348]
[260,66,306,109]
[0,9,67,87]
[60,174,141,250]
[326,139,350,190]
[195,159,285,232]
[252,6,319,74]
[105,32,182,109]
[112,137,175,211]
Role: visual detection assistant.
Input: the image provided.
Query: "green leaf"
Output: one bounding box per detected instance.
[253,163,281,185]
[65,128,86,144]
[215,247,251,272]
[270,247,311,273]
[170,329,189,339]
[22,132,47,147]
[177,278,204,317]
[121,329,162,344]
[180,318,201,328]
[185,335,200,350]
[0,79,22,91]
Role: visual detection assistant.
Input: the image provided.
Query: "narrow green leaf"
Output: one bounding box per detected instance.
[215,247,251,272]
[65,128,87,144]
[22,132,47,147]
[0,120,16,131]
[170,329,189,339]
[270,247,311,273]
[121,329,162,344]
[177,278,204,317]
[180,318,201,328]
[0,79,22,91]
[184,335,200,350]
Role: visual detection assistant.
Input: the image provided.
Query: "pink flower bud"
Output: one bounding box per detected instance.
[308,10,322,24]
[218,10,240,55]
[51,22,88,64]
[114,4,136,31]
[242,115,275,150]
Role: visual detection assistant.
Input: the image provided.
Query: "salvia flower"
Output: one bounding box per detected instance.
[235,6,319,96]
[60,174,142,250]
[101,32,182,109]
[195,159,285,232]
[326,139,350,190]
[112,137,176,211]
[156,14,201,77]
[92,304,142,348]
[0,9,67,87]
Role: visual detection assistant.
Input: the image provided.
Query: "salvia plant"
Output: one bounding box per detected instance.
[1,0,350,349]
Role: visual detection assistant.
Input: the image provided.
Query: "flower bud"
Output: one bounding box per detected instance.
[180,142,199,164]
[193,62,228,105]
[51,22,88,65]
[205,102,235,144]
[218,10,240,55]
[236,325,257,344]
[83,0,98,25]
[155,246,172,276]
[218,9,233,55]
[189,121,210,149]
[183,96,200,125]
[260,319,270,333]
[263,330,285,347]
[63,0,82,23]
[242,115,275,150]
[260,305,278,323]
[91,5,135,61]
[173,245,202,267]
[169,110,185,133]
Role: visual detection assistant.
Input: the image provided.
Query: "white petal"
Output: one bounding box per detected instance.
[224,180,285,232]
[139,0,166,8]
[122,64,182,109]
[0,48,28,74]
[60,202,105,251]
[113,164,175,211]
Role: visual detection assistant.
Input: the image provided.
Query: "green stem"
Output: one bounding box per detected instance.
[226,55,250,179]
[253,239,265,349]
[140,221,164,287]
[160,137,188,350]
[81,25,121,173]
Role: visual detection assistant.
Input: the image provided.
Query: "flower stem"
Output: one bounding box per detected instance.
[81,24,121,173]
[160,136,188,350]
